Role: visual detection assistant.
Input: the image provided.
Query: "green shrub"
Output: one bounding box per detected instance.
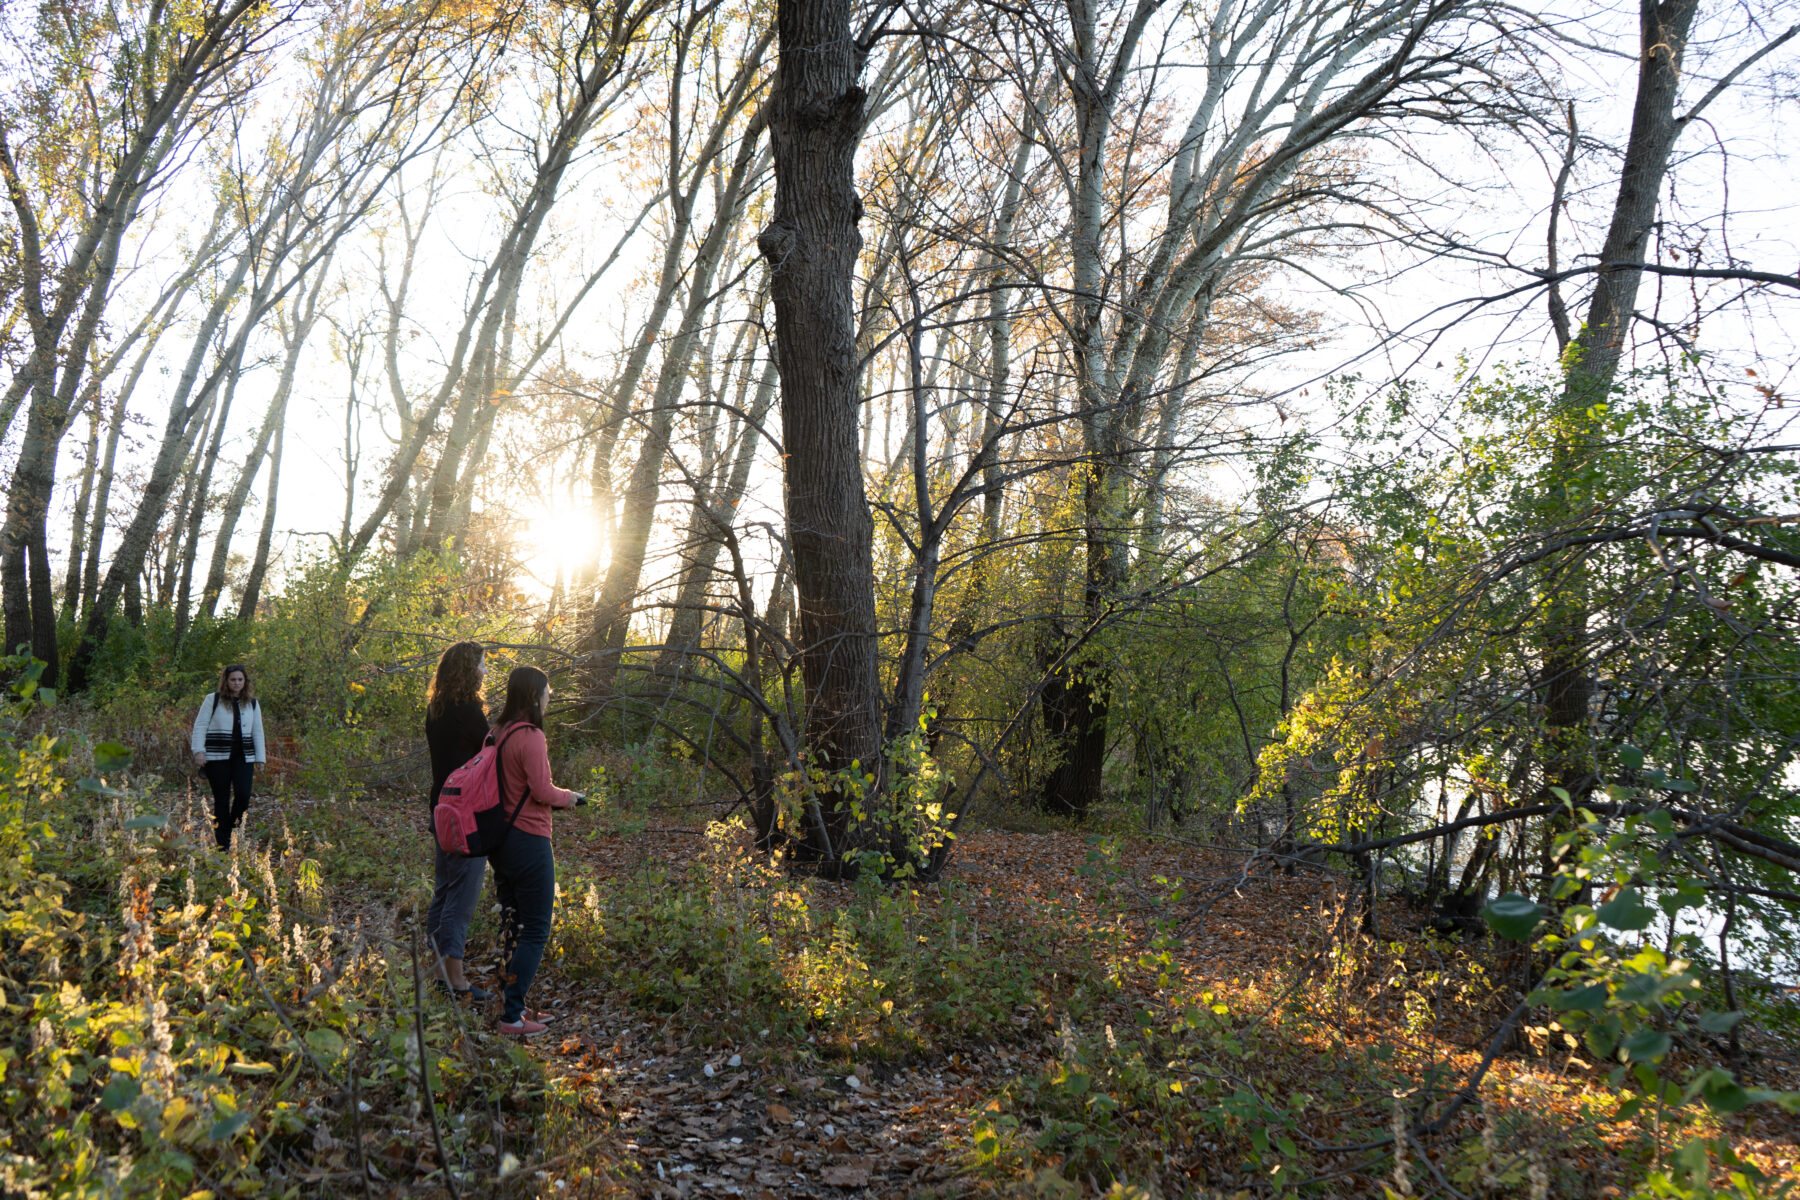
[553,820,1100,1055]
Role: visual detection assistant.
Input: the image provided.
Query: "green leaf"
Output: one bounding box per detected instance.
[122,814,167,831]
[1621,1028,1671,1064]
[1666,778,1696,793]
[1585,1016,1622,1060]
[94,742,134,772]
[305,1028,347,1059]
[1614,971,1664,1006]
[36,686,55,707]
[1674,1137,1711,1175]
[1597,889,1655,932]
[1696,1010,1745,1035]
[1481,893,1545,941]
[1550,983,1608,1015]
[76,777,127,797]
[208,1111,252,1142]
[1658,882,1705,916]
[1618,745,1645,771]
[1693,1068,1753,1113]
[100,1074,141,1112]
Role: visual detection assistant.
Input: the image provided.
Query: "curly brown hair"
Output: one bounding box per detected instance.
[215,664,255,704]
[427,641,486,719]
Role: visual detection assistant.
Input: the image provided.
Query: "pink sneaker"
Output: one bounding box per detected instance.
[498,1016,548,1037]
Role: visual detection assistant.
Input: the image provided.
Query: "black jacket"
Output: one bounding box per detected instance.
[426,700,489,807]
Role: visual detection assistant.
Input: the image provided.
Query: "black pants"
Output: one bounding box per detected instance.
[205,759,254,848]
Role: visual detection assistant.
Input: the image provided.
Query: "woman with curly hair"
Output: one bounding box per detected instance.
[424,641,492,1000]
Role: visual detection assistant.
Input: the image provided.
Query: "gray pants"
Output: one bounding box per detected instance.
[425,848,486,961]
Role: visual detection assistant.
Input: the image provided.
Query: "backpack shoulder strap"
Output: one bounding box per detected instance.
[491,723,536,831]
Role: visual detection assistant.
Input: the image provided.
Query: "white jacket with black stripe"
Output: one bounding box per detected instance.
[190,695,268,764]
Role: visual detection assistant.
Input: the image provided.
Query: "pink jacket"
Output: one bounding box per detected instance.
[493,721,576,839]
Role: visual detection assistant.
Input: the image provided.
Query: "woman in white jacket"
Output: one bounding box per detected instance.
[190,664,267,849]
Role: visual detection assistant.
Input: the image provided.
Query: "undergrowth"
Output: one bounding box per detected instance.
[6,657,1796,1198]
[553,821,1112,1060]
[0,671,579,1198]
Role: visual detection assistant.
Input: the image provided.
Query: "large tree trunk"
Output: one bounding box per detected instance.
[0,397,64,675]
[1542,0,1700,796]
[757,0,880,865]
[0,200,134,684]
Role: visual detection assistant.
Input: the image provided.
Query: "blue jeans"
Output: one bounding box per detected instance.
[488,832,555,1023]
[425,848,486,962]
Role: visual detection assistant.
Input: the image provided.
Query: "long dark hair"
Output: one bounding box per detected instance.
[495,666,549,728]
[427,641,486,719]
[215,664,255,705]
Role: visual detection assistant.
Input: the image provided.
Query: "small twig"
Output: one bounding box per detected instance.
[235,940,330,1078]
[1420,982,1543,1136]
[349,1045,372,1200]
[410,928,461,1200]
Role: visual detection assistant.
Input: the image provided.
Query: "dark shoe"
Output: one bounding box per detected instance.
[433,980,492,1003]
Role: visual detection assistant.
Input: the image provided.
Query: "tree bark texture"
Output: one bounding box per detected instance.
[1542,0,1700,793]
[757,0,880,861]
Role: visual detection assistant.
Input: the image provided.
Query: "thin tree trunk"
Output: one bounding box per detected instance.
[174,350,247,641]
[239,418,284,621]
[68,297,251,689]
[81,248,217,615]
[656,355,777,672]
[978,126,1035,552]
[199,280,320,617]
[162,387,222,607]
[61,389,103,615]
[83,385,133,615]
[589,110,768,693]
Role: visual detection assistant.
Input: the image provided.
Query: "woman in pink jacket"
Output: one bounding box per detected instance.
[487,666,583,1036]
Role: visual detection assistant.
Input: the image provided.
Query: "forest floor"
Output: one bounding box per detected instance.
[270,788,1800,1199]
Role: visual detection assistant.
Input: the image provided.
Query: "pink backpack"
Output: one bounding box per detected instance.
[433,726,532,857]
